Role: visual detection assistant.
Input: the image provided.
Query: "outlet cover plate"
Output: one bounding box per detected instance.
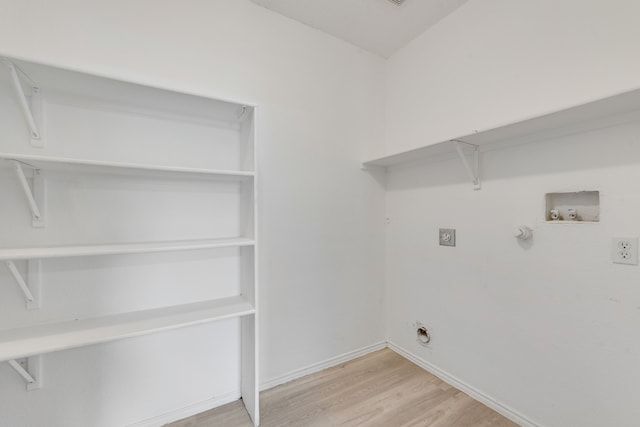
[439,228,456,247]
[612,237,638,265]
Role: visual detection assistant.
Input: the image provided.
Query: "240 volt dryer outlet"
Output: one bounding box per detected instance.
[612,237,638,265]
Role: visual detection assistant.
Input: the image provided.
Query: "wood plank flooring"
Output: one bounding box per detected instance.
[167,348,517,427]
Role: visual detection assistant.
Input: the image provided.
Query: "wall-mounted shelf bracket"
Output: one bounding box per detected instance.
[10,160,46,227]
[3,260,41,309]
[8,356,42,390]
[3,59,43,147]
[453,140,481,190]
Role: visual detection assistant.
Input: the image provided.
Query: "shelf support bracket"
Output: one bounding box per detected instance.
[238,105,247,119]
[4,59,43,147]
[10,160,46,227]
[3,260,41,309]
[453,140,481,190]
[8,356,42,390]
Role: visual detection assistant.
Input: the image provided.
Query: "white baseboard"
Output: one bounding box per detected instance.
[260,340,387,391]
[387,341,542,427]
[127,341,387,427]
[126,390,240,427]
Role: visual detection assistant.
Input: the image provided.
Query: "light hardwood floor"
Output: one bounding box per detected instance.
[168,348,517,427]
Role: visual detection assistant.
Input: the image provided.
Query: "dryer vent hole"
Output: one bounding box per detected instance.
[416,326,431,346]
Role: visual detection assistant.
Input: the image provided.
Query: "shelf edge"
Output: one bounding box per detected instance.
[0,153,255,178]
[0,297,255,362]
[0,238,256,260]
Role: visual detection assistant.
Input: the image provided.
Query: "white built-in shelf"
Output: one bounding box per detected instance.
[2,58,252,128]
[0,237,255,261]
[0,153,254,179]
[364,88,640,168]
[0,296,255,362]
[1,56,260,426]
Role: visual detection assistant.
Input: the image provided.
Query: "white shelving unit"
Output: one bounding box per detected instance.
[363,87,640,189]
[0,58,259,426]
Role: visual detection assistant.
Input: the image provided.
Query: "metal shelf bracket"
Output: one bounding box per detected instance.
[3,59,43,147]
[10,160,46,227]
[8,356,42,390]
[3,260,41,309]
[453,140,481,190]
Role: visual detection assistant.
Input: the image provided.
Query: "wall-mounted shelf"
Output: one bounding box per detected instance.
[363,87,640,189]
[0,153,255,180]
[364,140,480,189]
[364,139,463,168]
[0,237,255,261]
[0,296,255,362]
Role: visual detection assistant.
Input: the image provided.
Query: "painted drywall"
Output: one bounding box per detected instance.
[0,1,386,426]
[386,125,640,427]
[384,1,640,426]
[384,0,640,157]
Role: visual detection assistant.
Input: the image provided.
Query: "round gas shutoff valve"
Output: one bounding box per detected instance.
[513,226,533,240]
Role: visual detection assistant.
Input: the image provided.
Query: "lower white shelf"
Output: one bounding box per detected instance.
[0,296,255,362]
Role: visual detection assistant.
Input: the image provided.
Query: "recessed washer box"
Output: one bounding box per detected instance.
[545,191,599,223]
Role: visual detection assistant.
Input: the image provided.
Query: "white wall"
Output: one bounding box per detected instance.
[384,0,640,156]
[384,1,640,426]
[0,1,386,426]
[4,0,637,426]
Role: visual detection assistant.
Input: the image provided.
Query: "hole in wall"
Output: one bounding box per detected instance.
[416,326,431,346]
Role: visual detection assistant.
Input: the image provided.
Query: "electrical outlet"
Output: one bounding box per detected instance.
[612,237,638,265]
[439,228,456,247]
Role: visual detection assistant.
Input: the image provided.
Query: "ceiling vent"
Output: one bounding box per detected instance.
[386,0,407,5]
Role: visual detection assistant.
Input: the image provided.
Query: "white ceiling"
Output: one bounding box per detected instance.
[249,0,469,58]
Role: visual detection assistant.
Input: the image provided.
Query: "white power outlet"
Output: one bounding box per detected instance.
[612,237,639,265]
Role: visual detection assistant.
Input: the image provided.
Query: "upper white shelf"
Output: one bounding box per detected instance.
[364,87,640,168]
[364,140,459,168]
[0,237,255,261]
[0,296,255,362]
[0,153,254,179]
[4,58,254,127]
